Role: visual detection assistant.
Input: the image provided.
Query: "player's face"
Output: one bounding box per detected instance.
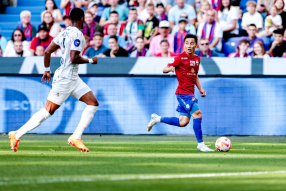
[184,38,197,54]
[85,13,93,25]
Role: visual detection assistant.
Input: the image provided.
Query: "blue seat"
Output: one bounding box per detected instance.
[17,0,61,7]
[223,42,236,56]
[227,37,241,43]
[261,36,271,51]
[0,14,41,23]
[6,6,45,14]
[216,52,225,57]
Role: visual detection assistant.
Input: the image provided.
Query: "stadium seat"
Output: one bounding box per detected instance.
[223,42,236,56]
[261,36,271,51]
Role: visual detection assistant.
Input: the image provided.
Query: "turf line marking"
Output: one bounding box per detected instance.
[1,171,286,185]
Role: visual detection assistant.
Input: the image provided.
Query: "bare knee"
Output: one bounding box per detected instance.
[86,98,99,106]
[45,101,60,115]
[179,116,190,127]
[192,110,202,119]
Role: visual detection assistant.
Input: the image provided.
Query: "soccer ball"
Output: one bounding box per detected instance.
[215,137,231,152]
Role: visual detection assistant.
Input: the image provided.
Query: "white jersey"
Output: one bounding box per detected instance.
[53,26,85,80]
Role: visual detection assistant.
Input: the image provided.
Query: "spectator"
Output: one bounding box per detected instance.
[144,3,159,48]
[155,3,168,22]
[5,41,31,57]
[42,11,62,38]
[35,45,45,56]
[208,0,220,11]
[197,10,223,52]
[60,0,82,16]
[0,32,7,54]
[100,0,129,26]
[257,6,283,37]
[195,38,219,57]
[239,0,255,14]
[85,32,108,57]
[235,24,264,56]
[30,24,54,55]
[82,0,97,8]
[16,10,37,41]
[241,1,263,33]
[230,39,249,57]
[155,39,176,57]
[103,11,125,36]
[128,0,139,7]
[218,0,239,41]
[88,1,101,23]
[62,16,72,29]
[166,0,195,13]
[130,36,153,57]
[3,29,30,57]
[83,36,90,55]
[149,20,174,55]
[41,0,63,23]
[256,0,271,20]
[171,13,196,36]
[104,36,129,57]
[103,24,127,48]
[137,0,149,22]
[274,0,286,35]
[168,0,196,29]
[253,41,270,58]
[174,17,190,54]
[123,8,145,50]
[266,29,286,57]
[198,0,218,24]
[83,11,103,45]
[0,48,2,57]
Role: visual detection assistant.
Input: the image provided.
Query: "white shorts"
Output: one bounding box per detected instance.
[47,77,91,105]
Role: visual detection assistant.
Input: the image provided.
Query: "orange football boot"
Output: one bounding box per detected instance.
[68,135,89,152]
[8,131,20,152]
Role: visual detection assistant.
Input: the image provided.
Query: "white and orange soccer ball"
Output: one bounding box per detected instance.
[215,137,232,152]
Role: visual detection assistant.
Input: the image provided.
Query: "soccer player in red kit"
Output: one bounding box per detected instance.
[147,34,214,152]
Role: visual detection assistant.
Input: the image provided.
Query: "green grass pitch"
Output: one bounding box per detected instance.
[0,135,286,191]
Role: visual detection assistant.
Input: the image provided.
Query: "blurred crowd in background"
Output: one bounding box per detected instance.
[0,0,286,58]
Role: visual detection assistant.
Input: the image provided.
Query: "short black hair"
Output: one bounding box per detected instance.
[110,10,118,16]
[248,24,257,28]
[93,32,103,38]
[273,29,284,35]
[136,36,144,41]
[45,0,58,10]
[70,8,84,21]
[239,39,250,45]
[109,35,118,42]
[160,39,169,45]
[12,29,26,42]
[184,34,197,44]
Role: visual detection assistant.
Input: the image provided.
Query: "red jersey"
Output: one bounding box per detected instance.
[167,51,200,95]
[30,36,53,51]
[103,23,125,36]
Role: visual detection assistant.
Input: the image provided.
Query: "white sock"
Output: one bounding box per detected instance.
[197,142,205,148]
[73,105,98,139]
[15,108,51,140]
[156,116,161,122]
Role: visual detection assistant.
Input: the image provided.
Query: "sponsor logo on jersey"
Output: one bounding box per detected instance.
[196,61,199,65]
[181,57,188,60]
[190,61,196,66]
[74,39,80,47]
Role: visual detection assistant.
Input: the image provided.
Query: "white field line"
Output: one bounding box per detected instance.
[0,171,286,186]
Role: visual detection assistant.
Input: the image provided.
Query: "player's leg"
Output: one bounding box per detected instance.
[68,78,98,152]
[9,101,60,152]
[191,108,214,152]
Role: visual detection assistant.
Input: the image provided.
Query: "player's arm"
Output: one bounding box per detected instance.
[42,41,60,84]
[70,50,98,64]
[163,57,179,73]
[195,75,206,97]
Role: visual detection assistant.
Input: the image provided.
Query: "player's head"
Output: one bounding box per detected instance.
[70,8,85,25]
[184,34,197,54]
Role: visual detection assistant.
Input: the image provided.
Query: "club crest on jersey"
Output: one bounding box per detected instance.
[170,58,174,63]
[190,61,196,66]
[196,61,199,65]
[192,97,196,101]
[74,39,80,47]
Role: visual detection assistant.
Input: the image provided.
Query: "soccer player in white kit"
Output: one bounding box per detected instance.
[9,8,98,152]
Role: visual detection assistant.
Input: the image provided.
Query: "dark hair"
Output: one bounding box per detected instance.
[110,10,119,16]
[220,0,231,11]
[136,36,144,41]
[109,35,118,42]
[63,15,71,20]
[184,34,198,44]
[70,8,84,21]
[93,32,103,38]
[11,29,26,42]
[273,28,284,35]
[239,39,250,45]
[248,24,257,28]
[45,0,58,10]
[160,39,169,45]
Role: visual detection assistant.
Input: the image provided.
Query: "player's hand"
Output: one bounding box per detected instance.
[91,56,98,64]
[41,71,51,84]
[169,66,175,73]
[200,89,206,97]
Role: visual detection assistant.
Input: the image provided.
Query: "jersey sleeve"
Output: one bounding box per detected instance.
[197,57,201,73]
[167,56,180,67]
[52,32,61,46]
[70,31,84,52]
